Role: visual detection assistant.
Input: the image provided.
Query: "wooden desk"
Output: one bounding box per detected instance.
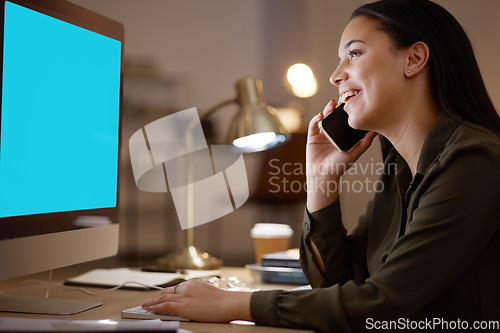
[0,262,313,332]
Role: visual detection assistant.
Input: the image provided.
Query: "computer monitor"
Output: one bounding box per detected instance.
[0,0,123,314]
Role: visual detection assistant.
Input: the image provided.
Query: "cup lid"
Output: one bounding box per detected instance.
[250,223,293,238]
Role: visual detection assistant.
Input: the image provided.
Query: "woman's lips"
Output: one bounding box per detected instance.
[339,90,360,104]
[340,90,360,104]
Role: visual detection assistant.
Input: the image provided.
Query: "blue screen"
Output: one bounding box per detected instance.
[0,1,121,218]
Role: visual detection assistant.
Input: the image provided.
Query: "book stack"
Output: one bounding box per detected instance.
[248,248,308,285]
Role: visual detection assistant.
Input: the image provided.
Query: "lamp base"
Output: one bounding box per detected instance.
[157,246,223,270]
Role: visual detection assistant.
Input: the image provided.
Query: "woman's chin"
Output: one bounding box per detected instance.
[347,117,366,131]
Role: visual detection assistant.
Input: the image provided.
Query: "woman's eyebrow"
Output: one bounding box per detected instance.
[344,39,366,50]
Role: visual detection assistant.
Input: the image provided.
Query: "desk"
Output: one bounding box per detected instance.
[0,261,313,332]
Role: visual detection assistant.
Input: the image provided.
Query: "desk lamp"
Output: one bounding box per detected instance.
[158,77,289,270]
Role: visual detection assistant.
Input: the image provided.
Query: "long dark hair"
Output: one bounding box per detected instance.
[352,0,500,140]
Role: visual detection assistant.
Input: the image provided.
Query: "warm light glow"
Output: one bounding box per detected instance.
[275,107,302,133]
[287,63,318,98]
[189,245,204,267]
[233,132,286,151]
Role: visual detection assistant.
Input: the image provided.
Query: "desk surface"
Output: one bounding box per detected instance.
[0,261,313,333]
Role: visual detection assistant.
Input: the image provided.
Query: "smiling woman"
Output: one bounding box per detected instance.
[141,1,500,332]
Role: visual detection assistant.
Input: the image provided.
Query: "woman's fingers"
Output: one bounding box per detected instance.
[141,279,252,323]
[361,131,378,148]
[143,298,177,314]
[322,99,337,117]
[141,280,221,319]
[349,131,378,157]
[308,100,336,137]
[307,111,323,137]
[142,284,182,310]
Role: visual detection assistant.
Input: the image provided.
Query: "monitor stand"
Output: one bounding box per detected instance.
[0,294,102,315]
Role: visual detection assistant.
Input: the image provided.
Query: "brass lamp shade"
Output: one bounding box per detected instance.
[228,77,288,152]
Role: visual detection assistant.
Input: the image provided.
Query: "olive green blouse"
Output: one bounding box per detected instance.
[250,112,500,332]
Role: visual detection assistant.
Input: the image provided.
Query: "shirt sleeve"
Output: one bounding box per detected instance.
[299,198,371,288]
[250,148,500,332]
[250,195,374,332]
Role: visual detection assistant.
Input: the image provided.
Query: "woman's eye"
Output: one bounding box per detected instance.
[347,50,361,59]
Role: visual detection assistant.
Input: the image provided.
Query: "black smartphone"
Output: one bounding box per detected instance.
[318,103,368,153]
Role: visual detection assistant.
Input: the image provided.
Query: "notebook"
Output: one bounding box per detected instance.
[65,268,220,290]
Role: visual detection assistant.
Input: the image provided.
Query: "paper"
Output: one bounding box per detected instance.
[65,268,220,290]
[0,317,186,332]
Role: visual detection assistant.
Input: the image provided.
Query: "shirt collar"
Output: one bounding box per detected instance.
[416,112,461,175]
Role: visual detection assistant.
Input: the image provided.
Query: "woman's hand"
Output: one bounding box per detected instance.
[306,100,377,212]
[142,279,253,323]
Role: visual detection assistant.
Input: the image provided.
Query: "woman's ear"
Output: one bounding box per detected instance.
[405,42,430,77]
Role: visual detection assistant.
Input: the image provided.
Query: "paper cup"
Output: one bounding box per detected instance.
[250,223,293,264]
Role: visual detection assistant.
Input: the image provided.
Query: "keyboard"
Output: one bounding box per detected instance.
[121,305,189,321]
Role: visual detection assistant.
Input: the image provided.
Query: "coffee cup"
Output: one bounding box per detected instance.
[250,223,293,264]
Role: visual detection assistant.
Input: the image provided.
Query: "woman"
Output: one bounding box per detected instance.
[142,0,500,331]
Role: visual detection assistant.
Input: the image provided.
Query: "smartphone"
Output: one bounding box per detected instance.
[318,103,368,153]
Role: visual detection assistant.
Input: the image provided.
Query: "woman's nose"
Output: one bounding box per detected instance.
[330,64,347,87]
